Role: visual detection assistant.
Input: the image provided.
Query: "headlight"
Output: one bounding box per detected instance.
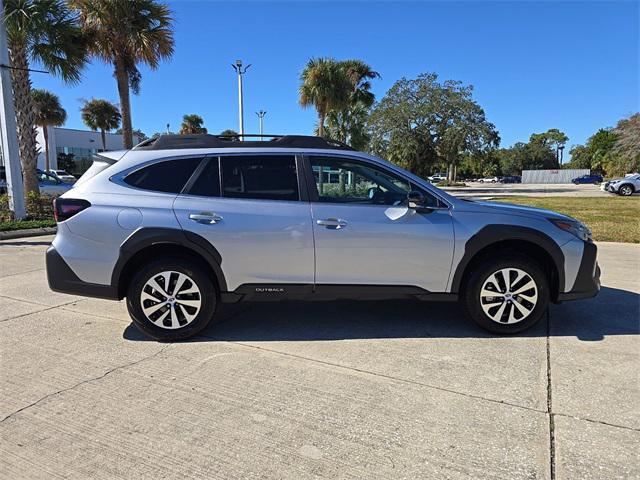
[550,218,592,242]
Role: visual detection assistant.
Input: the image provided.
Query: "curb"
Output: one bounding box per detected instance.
[0,227,57,241]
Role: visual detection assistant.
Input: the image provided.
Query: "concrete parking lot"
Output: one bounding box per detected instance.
[1,235,638,479]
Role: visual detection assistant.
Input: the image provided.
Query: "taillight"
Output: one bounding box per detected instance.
[53,198,91,222]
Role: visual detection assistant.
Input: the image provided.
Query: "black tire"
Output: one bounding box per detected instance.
[618,184,634,196]
[461,255,549,334]
[126,257,217,341]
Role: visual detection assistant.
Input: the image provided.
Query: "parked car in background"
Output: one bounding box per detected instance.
[572,174,603,184]
[37,169,73,196]
[428,172,447,183]
[47,169,77,183]
[478,176,498,183]
[499,175,522,184]
[604,173,640,196]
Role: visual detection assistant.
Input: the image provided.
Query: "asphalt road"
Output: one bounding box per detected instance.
[441,182,622,199]
[0,236,638,479]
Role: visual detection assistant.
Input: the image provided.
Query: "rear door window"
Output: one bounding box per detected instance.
[124,157,202,193]
[220,155,299,201]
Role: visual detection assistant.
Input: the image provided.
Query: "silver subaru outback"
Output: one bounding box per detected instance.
[46,134,600,341]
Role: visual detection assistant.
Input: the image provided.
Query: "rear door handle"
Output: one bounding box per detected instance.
[189,212,223,224]
[317,218,348,229]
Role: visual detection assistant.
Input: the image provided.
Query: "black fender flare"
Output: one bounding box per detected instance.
[449,225,565,293]
[111,227,228,295]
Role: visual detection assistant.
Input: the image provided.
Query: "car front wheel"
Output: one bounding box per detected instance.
[618,184,634,196]
[462,255,549,334]
[126,257,217,341]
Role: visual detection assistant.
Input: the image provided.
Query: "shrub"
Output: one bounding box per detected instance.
[0,192,56,222]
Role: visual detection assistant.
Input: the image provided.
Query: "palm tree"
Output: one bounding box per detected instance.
[3,0,87,193]
[80,99,121,151]
[31,89,67,172]
[341,59,380,109]
[71,0,174,149]
[299,58,351,137]
[179,114,207,134]
[326,60,379,147]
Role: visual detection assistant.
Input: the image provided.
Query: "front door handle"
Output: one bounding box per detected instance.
[189,212,223,224]
[317,218,348,229]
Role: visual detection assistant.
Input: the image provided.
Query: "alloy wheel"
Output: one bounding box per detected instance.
[139,271,202,329]
[479,268,538,324]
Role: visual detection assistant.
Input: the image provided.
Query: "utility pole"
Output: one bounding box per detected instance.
[0,0,26,219]
[256,110,267,136]
[231,60,251,138]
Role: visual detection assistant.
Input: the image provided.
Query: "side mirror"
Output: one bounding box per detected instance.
[407,190,425,209]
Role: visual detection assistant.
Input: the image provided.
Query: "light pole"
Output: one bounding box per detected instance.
[558,145,565,166]
[0,0,25,219]
[256,110,267,136]
[231,60,251,138]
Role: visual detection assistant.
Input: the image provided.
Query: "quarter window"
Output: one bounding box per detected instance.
[309,156,439,206]
[186,158,221,197]
[221,155,299,201]
[124,157,202,193]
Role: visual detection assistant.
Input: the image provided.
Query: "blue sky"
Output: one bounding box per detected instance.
[32,0,638,151]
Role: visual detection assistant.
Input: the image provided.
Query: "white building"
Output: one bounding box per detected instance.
[34,127,141,174]
[521,168,590,184]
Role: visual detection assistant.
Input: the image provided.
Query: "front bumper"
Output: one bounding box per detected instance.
[46,246,119,300]
[556,241,600,301]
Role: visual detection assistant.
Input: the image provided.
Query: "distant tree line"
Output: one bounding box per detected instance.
[563,115,639,177]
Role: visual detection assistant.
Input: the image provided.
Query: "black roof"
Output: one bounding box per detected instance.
[134,134,355,151]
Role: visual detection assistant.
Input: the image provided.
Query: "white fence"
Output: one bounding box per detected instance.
[521,169,590,184]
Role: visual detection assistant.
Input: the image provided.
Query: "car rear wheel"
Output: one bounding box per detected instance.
[618,184,634,196]
[462,255,549,334]
[126,257,217,341]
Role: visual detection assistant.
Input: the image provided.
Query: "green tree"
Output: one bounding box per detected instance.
[80,99,121,150]
[323,60,379,150]
[220,129,238,136]
[567,128,618,173]
[72,0,174,149]
[179,114,207,134]
[368,73,499,180]
[529,128,568,166]
[31,89,66,172]
[299,57,352,137]
[610,113,640,175]
[324,104,372,151]
[3,0,87,193]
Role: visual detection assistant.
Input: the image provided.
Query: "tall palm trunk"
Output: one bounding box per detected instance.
[114,56,133,149]
[8,43,39,194]
[100,129,106,151]
[42,125,50,172]
[318,105,326,137]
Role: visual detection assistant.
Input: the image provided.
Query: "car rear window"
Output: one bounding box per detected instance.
[124,157,203,193]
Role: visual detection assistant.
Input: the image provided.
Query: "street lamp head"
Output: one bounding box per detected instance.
[235,59,242,67]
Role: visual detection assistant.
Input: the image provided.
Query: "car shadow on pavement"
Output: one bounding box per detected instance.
[123,286,638,343]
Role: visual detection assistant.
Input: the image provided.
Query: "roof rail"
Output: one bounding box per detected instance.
[132,134,355,151]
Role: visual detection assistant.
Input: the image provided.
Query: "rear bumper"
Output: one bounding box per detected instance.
[46,246,119,300]
[556,241,600,302]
